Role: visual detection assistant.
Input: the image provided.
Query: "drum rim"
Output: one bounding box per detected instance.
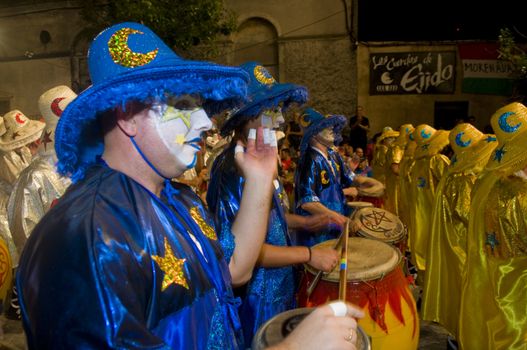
[252,307,372,350]
[304,238,402,282]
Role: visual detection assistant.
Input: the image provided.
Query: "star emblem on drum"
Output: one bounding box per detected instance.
[485,232,499,252]
[152,237,189,291]
[361,209,392,232]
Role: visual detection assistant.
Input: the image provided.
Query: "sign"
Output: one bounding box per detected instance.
[458,43,514,96]
[369,51,456,95]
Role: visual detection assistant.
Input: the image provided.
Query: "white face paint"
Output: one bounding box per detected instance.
[149,101,212,173]
[317,127,335,145]
[261,107,285,129]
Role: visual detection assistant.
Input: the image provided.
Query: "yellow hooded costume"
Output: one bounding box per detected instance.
[372,127,399,186]
[385,124,413,216]
[408,125,450,271]
[422,123,497,336]
[459,102,527,350]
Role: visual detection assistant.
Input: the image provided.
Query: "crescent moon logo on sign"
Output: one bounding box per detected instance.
[455,132,472,148]
[15,113,25,124]
[380,72,394,85]
[108,28,158,68]
[420,129,432,139]
[51,97,66,117]
[498,111,521,133]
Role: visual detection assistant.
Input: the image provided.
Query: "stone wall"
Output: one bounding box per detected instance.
[281,36,356,117]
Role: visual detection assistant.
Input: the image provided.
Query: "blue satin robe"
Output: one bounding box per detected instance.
[17,165,243,349]
[207,144,295,346]
[294,147,355,247]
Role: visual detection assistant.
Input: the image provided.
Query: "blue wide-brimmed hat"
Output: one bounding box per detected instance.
[299,107,346,154]
[56,22,250,181]
[220,61,308,136]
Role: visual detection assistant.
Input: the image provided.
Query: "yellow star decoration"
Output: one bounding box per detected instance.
[174,134,186,145]
[152,237,189,291]
[162,106,193,128]
[190,207,217,240]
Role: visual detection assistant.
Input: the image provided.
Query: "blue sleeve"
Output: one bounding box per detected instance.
[295,154,321,208]
[335,152,356,187]
[206,151,243,263]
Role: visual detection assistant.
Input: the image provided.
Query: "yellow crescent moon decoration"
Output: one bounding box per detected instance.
[108,28,158,68]
[253,65,276,85]
[299,113,311,128]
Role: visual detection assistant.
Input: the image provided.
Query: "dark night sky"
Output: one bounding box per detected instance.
[358,0,527,42]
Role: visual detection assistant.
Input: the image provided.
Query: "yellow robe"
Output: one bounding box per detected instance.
[408,154,450,271]
[398,147,416,234]
[372,144,388,185]
[459,173,527,350]
[384,144,404,215]
[421,170,478,335]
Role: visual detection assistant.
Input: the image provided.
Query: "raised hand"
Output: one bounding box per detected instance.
[235,127,278,183]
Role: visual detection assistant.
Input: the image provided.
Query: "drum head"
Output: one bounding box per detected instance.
[252,307,371,350]
[306,237,401,281]
[353,207,405,243]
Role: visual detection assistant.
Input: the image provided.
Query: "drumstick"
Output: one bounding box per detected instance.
[338,220,350,300]
[305,228,345,298]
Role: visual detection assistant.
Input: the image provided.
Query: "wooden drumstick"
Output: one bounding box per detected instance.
[338,219,350,300]
[305,229,344,297]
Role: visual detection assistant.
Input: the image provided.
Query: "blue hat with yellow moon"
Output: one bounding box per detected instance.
[220,61,308,136]
[56,22,250,181]
[299,107,346,154]
[486,102,527,173]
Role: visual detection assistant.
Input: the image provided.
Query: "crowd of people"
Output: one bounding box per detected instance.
[0,21,525,350]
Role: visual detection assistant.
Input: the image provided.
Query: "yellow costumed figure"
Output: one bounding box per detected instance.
[459,102,527,350]
[372,127,398,186]
[397,126,416,235]
[385,124,413,216]
[422,123,497,337]
[408,125,450,272]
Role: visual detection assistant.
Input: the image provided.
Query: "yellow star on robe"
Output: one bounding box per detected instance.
[152,237,189,291]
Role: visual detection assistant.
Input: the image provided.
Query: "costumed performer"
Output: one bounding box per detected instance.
[16,22,363,349]
[294,107,383,247]
[5,86,76,320]
[421,123,496,340]
[407,125,450,275]
[384,124,413,216]
[207,62,339,344]
[459,102,527,350]
[371,126,398,187]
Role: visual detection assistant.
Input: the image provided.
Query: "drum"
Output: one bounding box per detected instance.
[298,238,419,350]
[252,307,371,350]
[347,201,374,210]
[352,207,407,254]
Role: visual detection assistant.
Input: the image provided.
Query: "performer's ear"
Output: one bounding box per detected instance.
[116,108,139,137]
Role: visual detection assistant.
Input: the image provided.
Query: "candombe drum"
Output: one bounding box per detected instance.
[298,238,419,350]
[352,207,407,254]
[252,307,371,350]
[356,180,385,208]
